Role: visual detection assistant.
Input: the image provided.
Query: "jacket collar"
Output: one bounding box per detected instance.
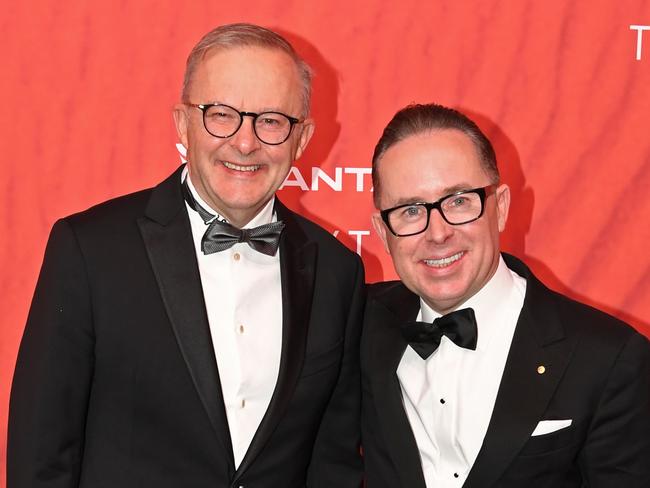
[365,254,575,488]
[139,166,318,479]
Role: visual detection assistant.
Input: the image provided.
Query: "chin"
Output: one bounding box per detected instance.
[420,285,470,310]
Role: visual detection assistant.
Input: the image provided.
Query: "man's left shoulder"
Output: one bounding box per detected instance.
[553,291,648,351]
[508,253,648,352]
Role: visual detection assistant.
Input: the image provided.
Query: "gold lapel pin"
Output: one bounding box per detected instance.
[537,365,546,374]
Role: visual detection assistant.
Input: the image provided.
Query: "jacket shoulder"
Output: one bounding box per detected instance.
[368,281,406,299]
[553,291,645,346]
[505,252,644,345]
[62,187,153,230]
[61,165,184,232]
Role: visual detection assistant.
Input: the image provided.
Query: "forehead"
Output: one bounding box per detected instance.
[377,129,490,201]
[189,45,303,112]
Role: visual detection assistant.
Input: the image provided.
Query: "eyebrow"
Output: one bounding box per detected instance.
[441,183,476,194]
[207,101,289,114]
[389,183,477,207]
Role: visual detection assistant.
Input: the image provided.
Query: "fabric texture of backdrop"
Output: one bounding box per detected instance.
[2,1,649,485]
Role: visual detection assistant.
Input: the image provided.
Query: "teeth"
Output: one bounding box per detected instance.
[223,161,261,172]
[424,252,463,268]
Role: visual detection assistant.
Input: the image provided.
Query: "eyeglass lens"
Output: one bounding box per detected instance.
[202,104,293,144]
[388,192,484,235]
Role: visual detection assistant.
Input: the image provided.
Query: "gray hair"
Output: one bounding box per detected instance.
[181,23,312,117]
[372,103,499,207]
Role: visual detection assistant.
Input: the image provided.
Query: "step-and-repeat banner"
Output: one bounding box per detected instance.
[1,0,649,481]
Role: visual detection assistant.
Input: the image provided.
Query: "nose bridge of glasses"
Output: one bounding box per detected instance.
[426,201,447,224]
[424,201,454,235]
[239,110,259,121]
[228,112,261,149]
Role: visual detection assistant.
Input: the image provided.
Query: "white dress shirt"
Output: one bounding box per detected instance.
[397,257,526,487]
[183,169,283,468]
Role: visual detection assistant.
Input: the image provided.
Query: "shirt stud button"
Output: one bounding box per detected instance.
[233,252,241,261]
[440,398,446,404]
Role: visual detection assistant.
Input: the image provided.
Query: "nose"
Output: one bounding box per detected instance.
[229,116,261,155]
[423,208,454,243]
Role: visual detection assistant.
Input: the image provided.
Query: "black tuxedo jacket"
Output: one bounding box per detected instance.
[361,254,650,488]
[9,166,365,488]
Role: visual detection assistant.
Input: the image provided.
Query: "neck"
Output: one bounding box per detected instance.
[221,207,266,229]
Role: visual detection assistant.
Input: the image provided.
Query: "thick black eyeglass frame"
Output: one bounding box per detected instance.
[380,184,497,237]
[186,103,303,145]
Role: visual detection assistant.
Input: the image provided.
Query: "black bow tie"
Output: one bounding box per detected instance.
[401,308,478,360]
[182,178,285,256]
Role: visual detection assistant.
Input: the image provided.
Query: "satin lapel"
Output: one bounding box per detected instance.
[137,167,234,469]
[235,201,316,477]
[464,254,577,488]
[368,283,427,488]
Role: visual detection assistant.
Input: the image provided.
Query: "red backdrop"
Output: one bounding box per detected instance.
[2,1,649,484]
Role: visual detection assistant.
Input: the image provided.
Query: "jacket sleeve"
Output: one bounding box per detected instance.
[579,330,650,487]
[306,254,365,488]
[8,218,95,488]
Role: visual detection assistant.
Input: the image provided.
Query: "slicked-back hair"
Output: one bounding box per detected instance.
[372,103,499,207]
[181,23,313,117]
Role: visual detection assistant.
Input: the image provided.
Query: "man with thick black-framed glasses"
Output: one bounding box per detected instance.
[8,23,365,488]
[361,103,650,487]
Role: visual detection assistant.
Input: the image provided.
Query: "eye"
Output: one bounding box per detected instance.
[260,117,280,126]
[399,205,425,219]
[257,113,287,130]
[207,109,236,122]
[447,196,471,208]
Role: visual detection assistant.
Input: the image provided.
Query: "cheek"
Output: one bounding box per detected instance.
[267,148,294,173]
[387,239,417,269]
[466,221,496,248]
[481,223,501,252]
[187,119,206,142]
[464,227,500,276]
[188,132,216,157]
[284,133,307,162]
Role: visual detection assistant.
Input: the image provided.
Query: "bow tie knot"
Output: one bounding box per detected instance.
[182,178,284,256]
[202,219,285,256]
[401,307,478,360]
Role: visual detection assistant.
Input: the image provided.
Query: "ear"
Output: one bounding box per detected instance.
[293,118,315,160]
[172,104,190,149]
[495,183,511,232]
[372,212,391,254]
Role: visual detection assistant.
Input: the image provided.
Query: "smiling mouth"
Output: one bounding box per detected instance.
[423,251,464,268]
[222,161,261,172]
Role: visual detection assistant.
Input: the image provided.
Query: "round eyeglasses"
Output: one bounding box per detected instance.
[187,103,303,145]
[380,185,497,237]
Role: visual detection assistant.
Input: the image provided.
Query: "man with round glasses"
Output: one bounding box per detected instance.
[188,103,304,146]
[362,103,649,487]
[8,24,365,488]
